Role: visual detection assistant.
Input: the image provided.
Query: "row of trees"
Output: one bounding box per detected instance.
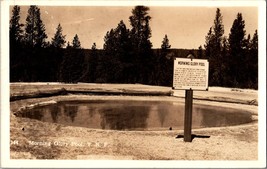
[203,8,258,88]
[10,5,258,89]
[9,5,173,85]
[10,5,84,82]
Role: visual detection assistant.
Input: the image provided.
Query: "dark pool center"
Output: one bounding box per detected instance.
[18,100,253,130]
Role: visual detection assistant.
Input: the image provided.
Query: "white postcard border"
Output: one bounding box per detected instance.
[1,0,266,168]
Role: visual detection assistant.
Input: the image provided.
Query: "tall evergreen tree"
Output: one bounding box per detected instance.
[213,8,224,49]
[251,30,258,88]
[89,42,99,82]
[51,23,66,48]
[113,21,134,83]
[103,29,115,54]
[157,34,172,86]
[10,5,24,82]
[204,8,225,86]
[220,36,230,86]
[228,13,246,87]
[129,6,153,84]
[101,21,133,83]
[91,42,97,50]
[99,29,117,82]
[251,30,258,52]
[129,6,152,49]
[72,34,81,49]
[204,27,213,60]
[49,23,66,81]
[161,34,171,49]
[197,45,203,59]
[245,30,258,88]
[9,5,24,44]
[24,5,47,47]
[66,41,71,49]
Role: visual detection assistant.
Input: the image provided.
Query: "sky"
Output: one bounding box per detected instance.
[11,5,258,49]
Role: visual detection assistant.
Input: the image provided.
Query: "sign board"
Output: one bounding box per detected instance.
[173,58,209,90]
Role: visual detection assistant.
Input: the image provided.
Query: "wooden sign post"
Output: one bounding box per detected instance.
[184,89,193,142]
[173,55,209,142]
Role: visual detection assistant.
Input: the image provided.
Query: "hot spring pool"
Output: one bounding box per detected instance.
[16,100,252,130]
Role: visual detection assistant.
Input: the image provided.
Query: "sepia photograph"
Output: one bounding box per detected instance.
[1,0,266,168]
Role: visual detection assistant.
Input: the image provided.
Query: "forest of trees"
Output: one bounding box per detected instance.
[9,5,258,89]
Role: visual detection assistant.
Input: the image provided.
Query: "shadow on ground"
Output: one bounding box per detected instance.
[176,134,210,141]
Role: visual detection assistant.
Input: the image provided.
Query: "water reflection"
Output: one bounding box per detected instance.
[20,108,44,120]
[63,105,78,122]
[100,106,149,130]
[88,107,97,118]
[50,106,60,123]
[16,100,253,130]
[157,106,169,127]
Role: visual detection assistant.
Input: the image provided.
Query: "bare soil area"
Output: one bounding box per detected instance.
[9,83,258,160]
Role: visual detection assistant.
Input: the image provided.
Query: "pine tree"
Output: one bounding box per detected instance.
[251,30,258,51]
[9,5,24,44]
[103,29,115,53]
[91,42,97,50]
[204,8,225,86]
[9,5,24,82]
[115,21,133,62]
[100,29,116,82]
[197,45,203,59]
[66,41,71,49]
[24,5,47,48]
[229,13,246,53]
[251,30,258,88]
[95,30,115,83]
[228,13,246,87]
[49,23,66,81]
[221,36,230,86]
[90,43,98,82]
[204,27,213,60]
[129,6,153,84]
[51,24,66,48]
[72,34,81,49]
[113,21,133,82]
[161,34,171,49]
[245,30,258,88]
[213,8,224,49]
[101,21,133,83]
[158,34,172,86]
[130,6,152,50]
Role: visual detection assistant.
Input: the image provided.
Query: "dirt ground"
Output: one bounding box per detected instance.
[9,83,259,160]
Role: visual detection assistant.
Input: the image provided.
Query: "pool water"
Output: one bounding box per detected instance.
[17,100,252,130]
